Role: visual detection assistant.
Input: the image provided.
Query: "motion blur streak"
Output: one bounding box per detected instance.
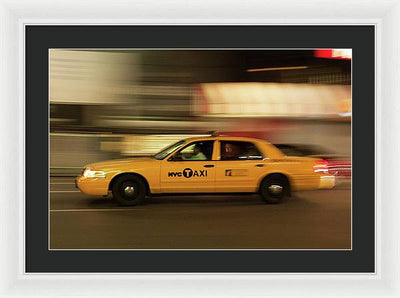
[246,66,308,72]
[50,50,351,178]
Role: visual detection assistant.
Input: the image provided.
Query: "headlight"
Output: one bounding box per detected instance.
[83,169,106,178]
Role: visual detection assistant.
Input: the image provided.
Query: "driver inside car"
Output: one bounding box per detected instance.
[182,144,207,161]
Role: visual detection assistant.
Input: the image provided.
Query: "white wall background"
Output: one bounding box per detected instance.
[382,1,400,292]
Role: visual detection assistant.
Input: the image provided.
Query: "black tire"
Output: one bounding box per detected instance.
[112,175,147,206]
[259,175,288,204]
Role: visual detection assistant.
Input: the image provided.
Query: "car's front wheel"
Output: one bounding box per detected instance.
[112,175,147,206]
[259,175,288,204]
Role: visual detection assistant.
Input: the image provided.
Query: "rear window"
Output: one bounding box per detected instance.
[220,141,263,160]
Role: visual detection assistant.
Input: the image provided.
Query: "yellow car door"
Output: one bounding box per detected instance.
[160,140,216,193]
[215,140,266,192]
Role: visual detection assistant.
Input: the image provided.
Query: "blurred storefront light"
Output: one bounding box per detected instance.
[194,82,351,118]
[246,66,308,72]
[49,49,141,105]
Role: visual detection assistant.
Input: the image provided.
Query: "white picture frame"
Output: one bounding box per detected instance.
[0,0,396,296]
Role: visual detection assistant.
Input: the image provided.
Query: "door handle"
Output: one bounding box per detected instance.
[256,164,264,167]
[204,164,214,168]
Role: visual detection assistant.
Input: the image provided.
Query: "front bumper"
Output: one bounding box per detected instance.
[319,175,336,189]
[76,175,109,195]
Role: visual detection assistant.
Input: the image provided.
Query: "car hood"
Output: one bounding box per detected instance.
[86,156,156,170]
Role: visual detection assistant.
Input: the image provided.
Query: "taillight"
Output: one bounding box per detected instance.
[313,160,329,173]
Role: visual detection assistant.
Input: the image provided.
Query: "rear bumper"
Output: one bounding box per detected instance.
[319,175,336,189]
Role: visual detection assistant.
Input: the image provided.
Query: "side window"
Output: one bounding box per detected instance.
[220,141,263,161]
[169,141,214,161]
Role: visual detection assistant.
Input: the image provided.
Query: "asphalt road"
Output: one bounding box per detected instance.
[50,177,351,249]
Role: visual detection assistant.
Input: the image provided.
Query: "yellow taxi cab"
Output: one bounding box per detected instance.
[76,136,335,205]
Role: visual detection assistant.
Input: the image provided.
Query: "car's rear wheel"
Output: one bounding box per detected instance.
[259,175,288,204]
[112,175,147,206]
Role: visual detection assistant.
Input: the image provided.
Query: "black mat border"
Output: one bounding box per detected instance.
[26,25,375,273]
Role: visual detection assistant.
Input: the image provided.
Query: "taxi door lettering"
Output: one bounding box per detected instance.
[168,169,208,178]
[161,163,215,193]
[190,170,207,177]
[168,172,182,177]
[183,168,192,178]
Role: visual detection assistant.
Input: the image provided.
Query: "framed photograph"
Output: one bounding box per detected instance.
[0,0,397,297]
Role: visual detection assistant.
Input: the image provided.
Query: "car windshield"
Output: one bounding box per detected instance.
[153,140,186,160]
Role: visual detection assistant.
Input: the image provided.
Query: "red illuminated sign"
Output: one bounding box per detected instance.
[315,49,352,60]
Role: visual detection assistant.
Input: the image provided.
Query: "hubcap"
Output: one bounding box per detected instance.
[268,184,283,194]
[124,185,135,196]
